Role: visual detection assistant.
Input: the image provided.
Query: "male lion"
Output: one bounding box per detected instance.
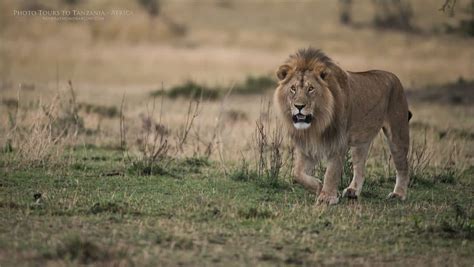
[274,48,411,205]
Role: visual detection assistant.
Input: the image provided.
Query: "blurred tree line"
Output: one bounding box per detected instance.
[137,0,187,36]
[24,0,186,37]
[338,0,473,36]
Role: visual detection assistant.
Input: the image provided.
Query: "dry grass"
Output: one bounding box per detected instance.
[1,0,473,89]
[1,85,82,168]
[0,1,473,264]
[252,100,293,185]
[1,1,472,165]
[2,85,471,175]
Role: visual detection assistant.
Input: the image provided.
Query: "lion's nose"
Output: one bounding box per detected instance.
[294,104,306,111]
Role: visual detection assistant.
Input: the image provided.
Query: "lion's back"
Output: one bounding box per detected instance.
[346,70,404,145]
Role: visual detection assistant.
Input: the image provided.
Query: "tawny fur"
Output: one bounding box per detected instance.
[274,48,410,205]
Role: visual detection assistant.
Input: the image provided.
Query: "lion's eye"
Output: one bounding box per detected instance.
[290,85,296,94]
[308,86,314,92]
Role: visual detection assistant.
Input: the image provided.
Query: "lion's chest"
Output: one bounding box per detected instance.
[294,135,347,161]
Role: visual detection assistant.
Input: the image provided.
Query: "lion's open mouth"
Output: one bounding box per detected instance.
[292,114,313,124]
[292,114,313,130]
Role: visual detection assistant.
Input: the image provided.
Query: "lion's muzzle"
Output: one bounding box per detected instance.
[292,113,313,130]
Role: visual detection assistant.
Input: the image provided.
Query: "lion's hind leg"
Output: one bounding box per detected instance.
[382,122,410,200]
[342,142,371,199]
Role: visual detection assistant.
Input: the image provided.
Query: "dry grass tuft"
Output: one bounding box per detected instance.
[128,95,170,175]
[2,86,80,168]
[250,101,293,186]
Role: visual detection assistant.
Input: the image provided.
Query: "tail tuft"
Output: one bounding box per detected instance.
[408,110,413,121]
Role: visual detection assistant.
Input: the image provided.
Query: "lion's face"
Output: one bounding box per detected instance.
[275,65,335,132]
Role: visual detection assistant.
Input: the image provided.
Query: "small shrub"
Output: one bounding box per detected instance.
[151,81,220,100]
[253,101,289,188]
[129,99,170,175]
[124,95,205,176]
[233,76,276,94]
[149,75,276,100]
[228,101,293,189]
[78,103,119,118]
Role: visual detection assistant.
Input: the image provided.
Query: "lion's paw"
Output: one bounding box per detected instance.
[386,192,406,201]
[316,191,339,205]
[313,180,323,196]
[342,188,359,199]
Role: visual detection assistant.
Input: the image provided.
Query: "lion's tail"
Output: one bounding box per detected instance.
[408,110,412,122]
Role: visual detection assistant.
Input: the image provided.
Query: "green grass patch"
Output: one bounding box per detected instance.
[150,75,277,100]
[0,147,472,266]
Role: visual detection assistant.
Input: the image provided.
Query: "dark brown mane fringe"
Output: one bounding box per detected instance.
[286,48,333,72]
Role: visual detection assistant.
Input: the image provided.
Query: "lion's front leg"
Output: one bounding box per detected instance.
[317,155,344,205]
[293,150,322,195]
[342,142,371,199]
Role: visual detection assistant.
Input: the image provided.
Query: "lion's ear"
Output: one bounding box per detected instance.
[319,68,330,81]
[276,64,291,81]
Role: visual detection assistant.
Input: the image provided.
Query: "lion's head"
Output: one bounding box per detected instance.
[274,48,346,135]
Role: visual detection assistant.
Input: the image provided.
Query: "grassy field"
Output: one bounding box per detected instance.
[1,0,473,266]
[0,146,472,266]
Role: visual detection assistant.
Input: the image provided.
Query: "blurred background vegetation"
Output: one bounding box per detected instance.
[0,0,473,166]
[0,0,472,92]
